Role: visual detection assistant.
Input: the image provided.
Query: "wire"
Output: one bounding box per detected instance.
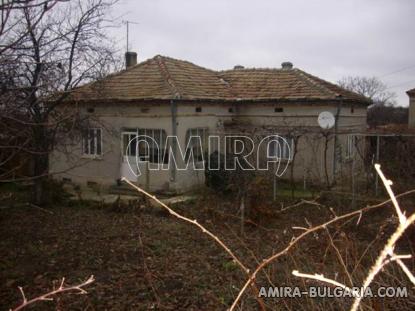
[385,79,415,90]
[378,65,415,78]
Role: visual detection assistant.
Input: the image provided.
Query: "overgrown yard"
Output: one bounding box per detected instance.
[1,187,414,310]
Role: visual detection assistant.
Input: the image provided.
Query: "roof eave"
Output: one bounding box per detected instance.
[65,96,371,106]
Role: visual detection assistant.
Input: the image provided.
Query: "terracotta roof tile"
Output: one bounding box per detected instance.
[71,55,370,104]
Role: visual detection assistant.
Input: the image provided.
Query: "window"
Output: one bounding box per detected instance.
[83,128,102,156]
[228,107,234,113]
[122,129,168,164]
[122,132,138,156]
[141,107,149,113]
[351,106,354,114]
[268,135,293,160]
[195,107,202,112]
[185,128,208,162]
[274,107,284,113]
[346,135,355,159]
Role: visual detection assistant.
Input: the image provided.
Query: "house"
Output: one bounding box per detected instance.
[407,88,415,127]
[50,53,370,192]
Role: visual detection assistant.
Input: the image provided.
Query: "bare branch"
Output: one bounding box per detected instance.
[10,275,94,311]
[229,184,415,311]
[121,178,266,311]
[292,270,359,297]
[374,163,406,224]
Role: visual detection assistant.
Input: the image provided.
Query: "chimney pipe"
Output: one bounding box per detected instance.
[125,51,137,69]
[281,62,293,70]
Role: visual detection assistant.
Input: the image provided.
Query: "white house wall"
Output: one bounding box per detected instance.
[49,102,367,192]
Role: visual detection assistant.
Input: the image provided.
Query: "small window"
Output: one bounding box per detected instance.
[274,107,283,113]
[87,107,94,113]
[268,135,293,160]
[185,128,208,162]
[195,107,202,113]
[351,106,354,114]
[141,107,149,113]
[228,107,234,113]
[87,181,98,187]
[83,128,102,156]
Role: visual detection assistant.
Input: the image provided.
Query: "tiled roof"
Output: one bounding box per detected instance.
[71,55,370,104]
[407,88,415,96]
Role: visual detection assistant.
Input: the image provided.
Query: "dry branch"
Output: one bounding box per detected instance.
[289,164,415,311]
[10,275,94,311]
[121,178,266,310]
[229,178,415,310]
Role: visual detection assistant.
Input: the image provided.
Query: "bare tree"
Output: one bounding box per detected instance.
[338,76,404,128]
[0,0,120,204]
[338,76,396,105]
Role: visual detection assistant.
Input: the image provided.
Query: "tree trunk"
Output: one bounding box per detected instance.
[31,124,49,205]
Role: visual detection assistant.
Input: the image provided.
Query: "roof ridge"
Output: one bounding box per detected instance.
[155,54,220,74]
[220,67,285,73]
[70,57,161,95]
[293,69,339,98]
[154,55,182,99]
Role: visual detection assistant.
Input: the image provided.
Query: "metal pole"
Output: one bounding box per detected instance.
[126,21,129,52]
[375,135,380,196]
[332,97,343,184]
[170,100,177,183]
[351,141,356,208]
[273,162,277,200]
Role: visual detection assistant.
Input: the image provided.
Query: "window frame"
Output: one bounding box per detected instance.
[267,135,294,161]
[122,131,138,157]
[82,127,103,158]
[122,128,168,164]
[345,135,356,159]
[185,127,209,163]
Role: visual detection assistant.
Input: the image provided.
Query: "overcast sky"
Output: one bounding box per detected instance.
[110,0,415,106]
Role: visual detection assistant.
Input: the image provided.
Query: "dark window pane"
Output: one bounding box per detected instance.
[83,131,89,154]
[123,134,129,155]
[96,129,102,155]
[130,136,136,156]
[90,132,95,155]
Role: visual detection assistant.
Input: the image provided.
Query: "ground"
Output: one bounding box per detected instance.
[1,185,415,310]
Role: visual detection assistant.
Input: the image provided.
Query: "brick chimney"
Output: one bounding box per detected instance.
[234,65,245,70]
[281,62,293,70]
[125,51,137,69]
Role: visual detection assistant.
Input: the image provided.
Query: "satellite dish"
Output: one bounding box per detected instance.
[318,111,335,129]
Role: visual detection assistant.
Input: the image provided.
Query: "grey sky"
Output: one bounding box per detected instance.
[111,0,415,106]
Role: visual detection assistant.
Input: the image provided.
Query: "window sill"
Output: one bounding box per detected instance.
[82,154,103,160]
